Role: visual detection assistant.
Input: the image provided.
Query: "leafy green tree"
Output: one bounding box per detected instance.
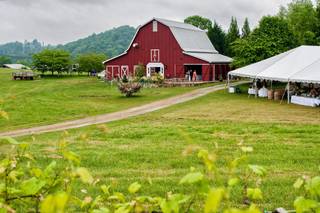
[284,0,318,44]
[77,53,106,75]
[184,15,212,31]
[226,17,240,56]
[32,49,71,75]
[207,21,227,54]
[0,56,11,66]
[241,18,251,38]
[232,16,298,68]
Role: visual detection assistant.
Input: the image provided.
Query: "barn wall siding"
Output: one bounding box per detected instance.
[105,21,230,81]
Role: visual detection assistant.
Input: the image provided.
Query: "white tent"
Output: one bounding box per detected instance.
[228,46,320,105]
[290,59,320,84]
[229,45,320,83]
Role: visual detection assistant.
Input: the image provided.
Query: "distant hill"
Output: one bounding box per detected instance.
[0,39,47,63]
[0,25,136,64]
[57,25,136,58]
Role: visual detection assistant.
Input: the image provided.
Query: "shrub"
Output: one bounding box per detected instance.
[134,63,145,79]
[117,82,142,97]
[121,74,128,83]
[150,73,164,85]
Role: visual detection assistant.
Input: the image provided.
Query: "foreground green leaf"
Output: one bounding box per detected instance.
[20,177,46,195]
[205,187,225,213]
[128,182,141,194]
[179,172,204,185]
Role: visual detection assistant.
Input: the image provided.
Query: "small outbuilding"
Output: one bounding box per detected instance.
[2,64,30,70]
[104,18,232,82]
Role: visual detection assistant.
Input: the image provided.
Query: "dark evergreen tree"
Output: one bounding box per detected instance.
[226,17,240,56]
[207,21,227,54]
[241,18,251,38]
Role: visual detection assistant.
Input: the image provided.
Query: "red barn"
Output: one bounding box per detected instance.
[104,18,232,81]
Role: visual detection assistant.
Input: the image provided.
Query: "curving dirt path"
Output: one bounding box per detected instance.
[0,82,246,138]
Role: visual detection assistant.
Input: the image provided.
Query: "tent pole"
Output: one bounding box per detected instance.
[227,73,230,88]
[255,79,258,98]
[287,82,290,104]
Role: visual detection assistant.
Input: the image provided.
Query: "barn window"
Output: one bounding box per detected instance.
[152,21,158,32]
[150,49,160,62]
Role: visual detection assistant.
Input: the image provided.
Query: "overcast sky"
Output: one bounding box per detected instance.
[0,0,293,45]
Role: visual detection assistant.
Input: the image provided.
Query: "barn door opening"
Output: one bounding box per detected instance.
[184,65,202,81]
[146,63,164,78]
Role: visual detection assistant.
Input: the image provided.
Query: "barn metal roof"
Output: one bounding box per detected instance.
[184,52,233,63]
[154,18,217,53]
[155,18,202,31]
[170,27,217,53]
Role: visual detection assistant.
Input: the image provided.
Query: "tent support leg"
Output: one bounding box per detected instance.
[287,82,290,104]
[255,79,258,98]
[227,74,230,88]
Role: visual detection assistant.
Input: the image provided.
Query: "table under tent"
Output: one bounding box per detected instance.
[227,45,320,107]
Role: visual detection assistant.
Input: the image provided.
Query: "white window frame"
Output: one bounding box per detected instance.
[152,21,158,32]
[146,63,164,78]
[150,49,160,62]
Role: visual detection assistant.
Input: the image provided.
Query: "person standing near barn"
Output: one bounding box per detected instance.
[192,70,197,81]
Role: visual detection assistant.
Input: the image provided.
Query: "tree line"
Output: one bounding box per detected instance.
[184,0,320,68]
[32,50,107,76]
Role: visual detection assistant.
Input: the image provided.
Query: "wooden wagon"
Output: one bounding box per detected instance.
[12,71,36,80]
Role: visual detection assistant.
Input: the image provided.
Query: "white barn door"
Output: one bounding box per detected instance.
[121,65,129,78]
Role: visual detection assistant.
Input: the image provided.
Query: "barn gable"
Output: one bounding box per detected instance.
[104,18,231,64]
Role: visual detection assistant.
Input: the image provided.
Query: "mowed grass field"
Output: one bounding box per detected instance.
[14,89,320,210]
[0,68,199,131]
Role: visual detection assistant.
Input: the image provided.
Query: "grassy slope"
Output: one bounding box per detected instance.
[16,89,320,210]
[0,68,199,131]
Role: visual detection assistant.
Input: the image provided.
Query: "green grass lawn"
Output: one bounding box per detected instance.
[0,68,202,131]
[13,88,320,210]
